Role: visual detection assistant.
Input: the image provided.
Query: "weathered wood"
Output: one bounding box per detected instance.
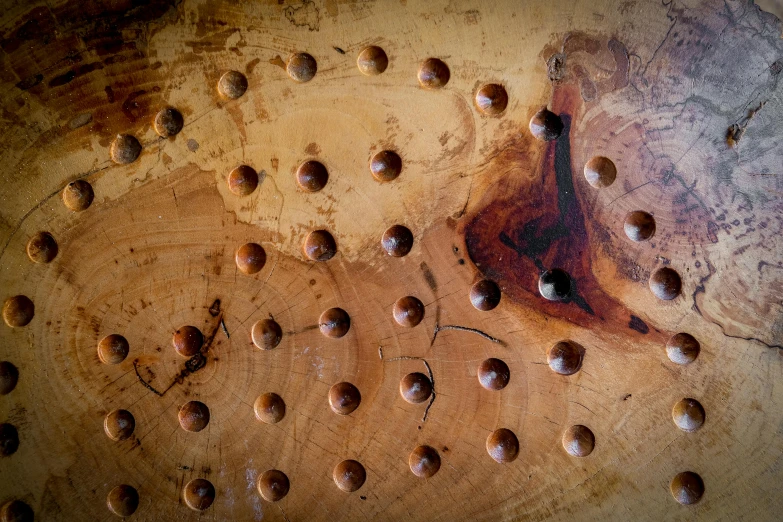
[0,0,782,520]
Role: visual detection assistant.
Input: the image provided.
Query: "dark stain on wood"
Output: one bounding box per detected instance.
[420,262,437,292]
[629,315,650,334]
[464,82,665,341]
[16,73,43,90]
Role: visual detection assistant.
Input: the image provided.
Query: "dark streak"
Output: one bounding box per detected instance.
[758,261,783,273]
[570,400,595,414]
[48,70,76,87]
[567,280,595,316]
[456,176,473,218]
[121,89,147,122]
[495,115,594,315]
[499,226,552,269]
[48,61,104,88]
[706,221,719,243]
[420,261,437,292]
[284,324,319,335]
[16,73,43,90]
[628,315,650,334]
[333,46,345,54]
[128,436,141,451]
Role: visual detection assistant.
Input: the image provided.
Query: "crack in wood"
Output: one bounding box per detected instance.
[134,312,224,397]
[133,359,163,396]
[727,100,767,147]
[382,355,436,422]
[432,324,505,346]
[220,318,229,338]
[707,318,783,350]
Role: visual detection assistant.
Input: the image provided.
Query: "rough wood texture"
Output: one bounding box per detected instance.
[1,0,782,520]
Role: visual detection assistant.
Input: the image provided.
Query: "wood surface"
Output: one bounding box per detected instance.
[1,0,782,520]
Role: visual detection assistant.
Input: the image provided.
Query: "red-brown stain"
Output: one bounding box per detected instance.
[463,67,665,341]
[305,142,321,156]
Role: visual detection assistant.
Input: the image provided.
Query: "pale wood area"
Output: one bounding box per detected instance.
[1,0,782,520]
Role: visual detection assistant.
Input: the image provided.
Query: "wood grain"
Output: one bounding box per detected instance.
[0,0,782,520]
